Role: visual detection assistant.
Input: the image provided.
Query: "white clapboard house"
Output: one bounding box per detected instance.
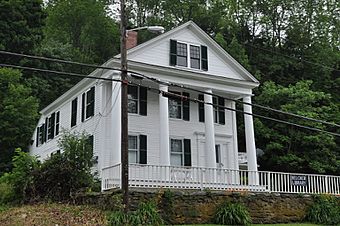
[30,21,340,194]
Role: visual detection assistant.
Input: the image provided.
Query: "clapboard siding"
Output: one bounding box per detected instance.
[128,27,241,80]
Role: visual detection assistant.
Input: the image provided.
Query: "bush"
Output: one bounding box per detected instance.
[214,201,251,225]
[0,148,40,203]
[306,194,340,225]
[107,201,163,226]
[34,131,95,201]
[0,181,15,204]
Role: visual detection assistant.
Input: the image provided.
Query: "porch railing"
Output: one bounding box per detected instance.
[101,163,340,195]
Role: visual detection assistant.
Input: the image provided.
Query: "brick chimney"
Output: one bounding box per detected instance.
[126,31,138,50]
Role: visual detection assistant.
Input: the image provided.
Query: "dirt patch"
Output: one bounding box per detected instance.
[0,203,106,226]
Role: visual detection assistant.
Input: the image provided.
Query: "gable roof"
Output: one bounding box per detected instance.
[115,21,259,84]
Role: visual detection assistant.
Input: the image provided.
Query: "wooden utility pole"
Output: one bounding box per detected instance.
[120,0,129,213]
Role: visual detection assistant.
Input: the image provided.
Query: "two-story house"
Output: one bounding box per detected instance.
[30,21,261,191]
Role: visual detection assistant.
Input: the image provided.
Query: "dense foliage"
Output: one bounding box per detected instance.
[0,0,339,174]
[0,68,39,173]
[107,201,163,226]
[306,195,340,225]
[0,132,95,204]
[214,201,251,225]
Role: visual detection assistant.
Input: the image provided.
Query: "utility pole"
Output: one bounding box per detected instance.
[120,0,129,213]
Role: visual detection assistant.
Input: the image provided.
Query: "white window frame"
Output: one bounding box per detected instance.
[213,97,219,124]
[128,135,139,164]
[176,41,201,70]
[170,138,184,166]
[168,91,185,119]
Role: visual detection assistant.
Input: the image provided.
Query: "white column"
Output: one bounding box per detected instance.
[111,81,121,165]
[243,96,258,185]
[159,84,170,166]
[231,101,239,184]
[204,89,216,168]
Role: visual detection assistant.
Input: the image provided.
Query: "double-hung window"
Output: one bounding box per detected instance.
[170,138,191,166]
[190,45,200,69]
[82,87,95,122]
[128,134,147,164]
[168,91,190,121]
[128,85,147,115]
[170,39,208,71]
[46,111,59,140]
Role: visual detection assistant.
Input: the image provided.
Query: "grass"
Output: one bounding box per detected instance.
[178,224,320,226]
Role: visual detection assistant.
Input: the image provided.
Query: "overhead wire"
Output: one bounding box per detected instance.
[1,50,340,130]
[128,80,340,138]
[1,50,339,128]
[1,63,339,137]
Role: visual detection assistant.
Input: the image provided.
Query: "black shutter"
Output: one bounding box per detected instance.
[55,111,60,135]
[218,97,225,125]
[81,93,85,122]
[139,135,147,164]
[183,92,190,121]
[184,139,191,166]
[86,87,95,118]
[44,118,48,143]
[71,98,77,127]
[201,45,208,71]
[170,39,177,66]
[198,94,205,122]
[36,127,39,147]
[139,87,147,116]
[50,113,56,138]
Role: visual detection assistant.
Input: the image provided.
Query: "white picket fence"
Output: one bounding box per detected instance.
[101,163,340,195]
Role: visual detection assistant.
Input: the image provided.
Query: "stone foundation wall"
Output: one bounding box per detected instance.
[75,189,328,224]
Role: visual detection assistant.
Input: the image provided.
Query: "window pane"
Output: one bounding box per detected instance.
[128,136,137,149]
[171,139,182,153]
[129,150,138,163]
[191,59,200,69]
[171,154,182,166]
[169,99,182,119]
[128,86,138,114]
[128,99,138,113]
[177,43,187,56]
[128,86,138,100]
[190,45,200,58]
[177,56,187,67]
[215,145,221,163]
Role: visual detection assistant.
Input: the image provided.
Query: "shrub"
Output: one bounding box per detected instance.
[0,180,15,204]
[107,201,163,226]
[214,201,251,225]
[0,148,40,203]
[134,201,163,225]
[306,194,340,225]
[34,131,95,201]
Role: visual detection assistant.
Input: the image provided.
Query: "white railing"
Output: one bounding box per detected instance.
[101,164,340,195]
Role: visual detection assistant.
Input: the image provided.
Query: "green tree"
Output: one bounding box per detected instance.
[0,0,46,62]
[0,68,39,174]
[44,0,120,64]
[255,80,339,174]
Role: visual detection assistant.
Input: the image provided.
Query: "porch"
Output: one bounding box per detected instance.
[101,164,340,195]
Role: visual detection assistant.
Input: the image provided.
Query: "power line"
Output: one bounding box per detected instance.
[0,64,121,83]
[1,50,339,128]
[1,63,339,137]
[130,71,340,128]
[128,80,340,137]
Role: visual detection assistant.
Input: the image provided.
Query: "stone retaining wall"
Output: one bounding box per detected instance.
[74,189,327,224]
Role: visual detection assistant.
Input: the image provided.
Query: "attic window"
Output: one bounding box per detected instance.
[170,39,208,71]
